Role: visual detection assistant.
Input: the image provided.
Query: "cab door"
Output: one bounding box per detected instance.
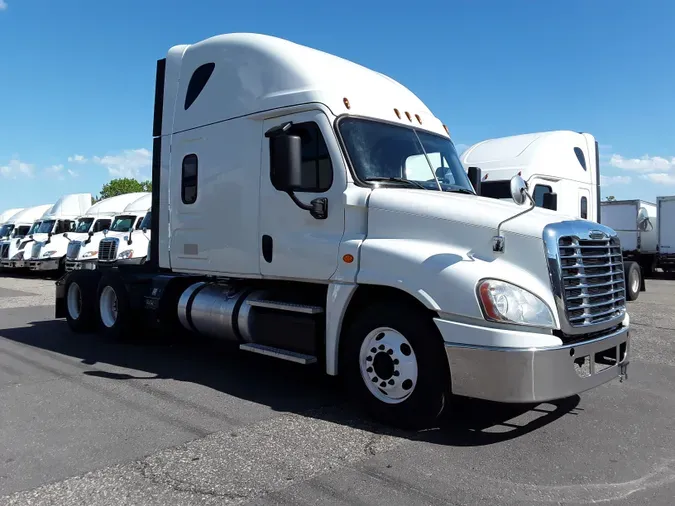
[259,110,346,280]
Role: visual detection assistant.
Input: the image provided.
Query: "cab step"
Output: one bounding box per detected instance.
[239,343,318,364]
[246,299,324,314]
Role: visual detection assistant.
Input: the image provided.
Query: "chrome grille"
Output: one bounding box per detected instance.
[31,242,42,259]
[558,236,626,327]
[66,241,82,260]
[98,238,118,262]
[0,244,8,259]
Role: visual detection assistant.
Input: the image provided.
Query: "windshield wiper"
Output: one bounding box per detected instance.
[364,177,426,189]
[445,187,476,195]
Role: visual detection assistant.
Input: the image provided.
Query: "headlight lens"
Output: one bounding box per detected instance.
[42,250,57,258]
[118,249,133,259]
[82,250,98,258]
[477,279,555,328]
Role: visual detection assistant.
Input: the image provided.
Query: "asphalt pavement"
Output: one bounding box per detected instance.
[0,273,674,505]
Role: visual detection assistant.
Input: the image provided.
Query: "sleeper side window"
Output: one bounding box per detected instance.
[574,147,587,171]
[184,63,215,110]
[182,154,198,204]
[270,122,333,193]
[581,196,588,219]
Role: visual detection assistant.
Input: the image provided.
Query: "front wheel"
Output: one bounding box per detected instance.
[624,261,641,301]
[341,301,450,429]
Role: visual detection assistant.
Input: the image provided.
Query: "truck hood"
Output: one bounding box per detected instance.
[368,188,573,240]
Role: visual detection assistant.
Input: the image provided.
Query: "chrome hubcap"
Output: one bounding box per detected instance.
[630,270,639,293]
[359,327,418,404]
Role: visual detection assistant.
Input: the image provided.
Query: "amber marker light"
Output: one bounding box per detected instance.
[415,114,422,124]
[343,254,354,264]
[405,111,412,121]
[394,108,401,119]
[343,97,351,109]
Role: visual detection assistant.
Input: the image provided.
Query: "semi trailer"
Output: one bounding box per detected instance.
[657,196,675,271]
[460,131,647,301]
[56,33,630,429]
[0,204,52,269]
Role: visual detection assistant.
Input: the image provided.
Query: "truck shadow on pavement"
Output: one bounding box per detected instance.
[1,319,581,447]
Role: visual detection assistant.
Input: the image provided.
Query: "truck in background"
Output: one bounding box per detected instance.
[55,33,630,429]
[97,193,152,266]
[0,204,53,269]
[657,196,675,272]
[0,208,25,229]
[65,192,150,271]
[25,193,93,273]
[29,192,149,274]
[460,130,647,300]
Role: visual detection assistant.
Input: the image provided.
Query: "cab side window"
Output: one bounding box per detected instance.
[271,122,333,193]
[533,184,553,207]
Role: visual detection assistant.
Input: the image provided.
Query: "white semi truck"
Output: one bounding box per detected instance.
[25,193,93,273]
[56,33,630,429]
[0,204,52,269]
[0,208,24,229]
[29,192,149,273]
[65,192,150,271]
[97,193,152,266]
[460,131,649,301]
[657,196,675,272]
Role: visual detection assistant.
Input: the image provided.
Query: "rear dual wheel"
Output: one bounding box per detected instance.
[96,274,133,341]
[64,271,100,333]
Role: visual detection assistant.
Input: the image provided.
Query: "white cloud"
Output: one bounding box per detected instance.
[45,164,64,173]
[0,1,7,11]
[67,169,78,178]
[641,173,675,185]
[0,159,35,178]
[68,154,88,163]
[610,154,675,172]
[600,175,631,186]
[92,148,152,179]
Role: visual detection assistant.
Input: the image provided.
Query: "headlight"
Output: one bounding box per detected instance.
[42,251,57,258]
[118,249,133,259]
[82,250,98,258]
[477,279,555,328]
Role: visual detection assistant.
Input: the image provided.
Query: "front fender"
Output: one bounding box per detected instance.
[356,237,561,328]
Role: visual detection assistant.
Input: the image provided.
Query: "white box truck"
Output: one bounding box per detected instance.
[65,192,150,271]
[55,33,630,429]
[657,195,675,271]
[460,131,650,301]
[0,205,53,268]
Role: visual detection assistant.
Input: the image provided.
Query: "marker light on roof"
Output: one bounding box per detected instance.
[405,111,412,122]
[343,97,351,109]
[394,108,401,119]
[443,124,449,135]
[415,114,422,124]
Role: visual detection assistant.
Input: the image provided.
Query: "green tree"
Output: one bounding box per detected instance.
[95,178,152,201]
[605,195,616,202]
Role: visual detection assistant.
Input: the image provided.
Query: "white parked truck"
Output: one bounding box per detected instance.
[34,192,148,272]
[0,208,25,229]
[66,192,150,271]
[56,33,630,429]
[0,205,52,269]
[26,193,93,273]
[97,193,152,266]
[460,131,649,301]
[657,195,675,272]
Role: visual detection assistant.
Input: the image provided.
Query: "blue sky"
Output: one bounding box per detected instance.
[0,0,673,209]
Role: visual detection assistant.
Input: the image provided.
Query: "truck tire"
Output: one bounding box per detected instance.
[624,261,640,301]
[97,273,133,341]
[341,301,450,430]
[64,271,99,333]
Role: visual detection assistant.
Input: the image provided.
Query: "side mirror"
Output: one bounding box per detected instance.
[64,233,69,239]
[510,175,530,205]
[542,192,558,211]
[270,134,304,192]
[142,227,148,234]
[467,166,482,196]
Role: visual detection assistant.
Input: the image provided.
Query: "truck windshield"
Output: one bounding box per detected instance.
[14,225,30,237]
[36,220,55,234]
[74,218,94,234]
[0,224,15,238]
[110,215,136,232]
[139,211,151,231]
[28,222,41,235]
[338,118,475,193]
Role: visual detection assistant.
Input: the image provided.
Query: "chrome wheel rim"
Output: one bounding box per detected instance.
[100,286,118,328]
[66,282,82,319]
[359,327,418,404]
[630,270,639,293]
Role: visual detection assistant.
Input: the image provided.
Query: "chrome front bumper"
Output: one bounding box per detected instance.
[443,324,629,403]
[1,259,28,268]
[28,259,61,271]
[65,260,97,272]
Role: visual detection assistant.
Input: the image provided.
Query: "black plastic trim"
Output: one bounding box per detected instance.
[149,136,161,269]
[152,59,166,138]
[595,140,601,223]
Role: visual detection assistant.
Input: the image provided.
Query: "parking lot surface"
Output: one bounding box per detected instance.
[0,273,674,505]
